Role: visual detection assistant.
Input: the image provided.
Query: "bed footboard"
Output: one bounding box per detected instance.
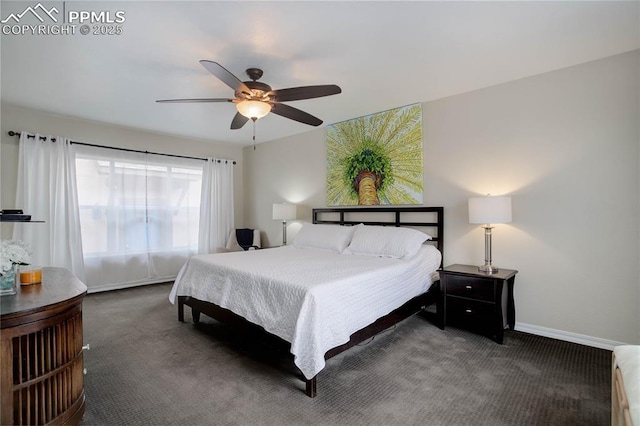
[177,283,440,398]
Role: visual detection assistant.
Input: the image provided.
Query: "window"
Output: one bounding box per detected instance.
[75,146,203,288]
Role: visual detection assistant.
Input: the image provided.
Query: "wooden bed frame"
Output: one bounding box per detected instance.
[177,206,444,397]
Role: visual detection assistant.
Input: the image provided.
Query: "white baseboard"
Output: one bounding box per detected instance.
[515,322,629,351]
[86,277,175,294]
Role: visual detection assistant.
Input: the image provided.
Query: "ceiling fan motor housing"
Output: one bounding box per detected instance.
[238,80,272,100]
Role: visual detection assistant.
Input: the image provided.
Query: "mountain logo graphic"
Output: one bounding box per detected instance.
[1,3,59,24]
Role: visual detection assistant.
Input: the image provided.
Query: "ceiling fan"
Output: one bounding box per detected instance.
[157,60,342,130]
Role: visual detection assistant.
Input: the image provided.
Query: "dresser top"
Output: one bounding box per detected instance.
[0,267,87,323]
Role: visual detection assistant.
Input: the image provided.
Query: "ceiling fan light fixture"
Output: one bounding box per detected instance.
[237,100,271,120]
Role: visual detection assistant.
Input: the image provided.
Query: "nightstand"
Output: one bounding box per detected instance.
[439,264,518,344]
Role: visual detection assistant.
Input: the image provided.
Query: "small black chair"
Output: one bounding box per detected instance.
[225,228,261,251]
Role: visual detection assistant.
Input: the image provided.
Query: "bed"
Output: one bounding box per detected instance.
[169,206,444,397]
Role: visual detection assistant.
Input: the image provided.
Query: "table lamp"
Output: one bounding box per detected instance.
[468,195,512,273]
[272,203,296,245]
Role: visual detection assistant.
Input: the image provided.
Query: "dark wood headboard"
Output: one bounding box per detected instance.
[312,206,444,268]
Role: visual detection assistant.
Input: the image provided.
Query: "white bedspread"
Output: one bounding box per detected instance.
[169,245,441,379]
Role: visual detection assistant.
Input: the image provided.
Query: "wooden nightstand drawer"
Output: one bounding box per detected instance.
[446,296,493,324]
[444,274,494,302]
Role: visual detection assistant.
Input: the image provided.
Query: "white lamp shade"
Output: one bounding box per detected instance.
[237,100,271,119]
[272,203,296,221]
[469,196,512,224]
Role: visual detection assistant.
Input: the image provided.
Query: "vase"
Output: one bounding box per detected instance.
[0,265,17,296]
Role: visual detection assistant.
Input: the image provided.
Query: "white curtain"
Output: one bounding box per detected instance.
[74,145,204,290]
[198,158,234,254]
[13,133,86,281]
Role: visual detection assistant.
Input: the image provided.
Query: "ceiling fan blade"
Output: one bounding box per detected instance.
[200,60,251,95]
[271,103,323,126]
[230,112,250,129]
[269,85,341,102]
[156,98,233,103]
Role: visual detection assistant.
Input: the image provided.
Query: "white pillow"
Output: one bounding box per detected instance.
[292,223,356,252]
[345,224,431,259]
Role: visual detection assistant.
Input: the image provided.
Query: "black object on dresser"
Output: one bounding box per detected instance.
[439,264,518,344]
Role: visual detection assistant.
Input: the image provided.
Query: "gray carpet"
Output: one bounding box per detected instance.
[80,283,610,426]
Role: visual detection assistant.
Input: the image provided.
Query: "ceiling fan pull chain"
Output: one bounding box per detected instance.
[252,118,257,150]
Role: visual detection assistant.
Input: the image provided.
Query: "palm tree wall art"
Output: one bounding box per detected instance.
[326,103,424,206]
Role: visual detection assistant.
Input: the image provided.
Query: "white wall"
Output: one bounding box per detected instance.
[244,50,640,346]
[0,103,246,239]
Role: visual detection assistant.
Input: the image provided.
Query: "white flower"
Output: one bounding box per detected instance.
[0,240,31,276]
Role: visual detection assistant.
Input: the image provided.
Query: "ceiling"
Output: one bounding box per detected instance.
[1,1,638,147]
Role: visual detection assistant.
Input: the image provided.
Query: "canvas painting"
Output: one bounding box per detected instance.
[326,103,424,206]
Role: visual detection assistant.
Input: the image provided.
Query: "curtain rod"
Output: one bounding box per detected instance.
[7,130,236,165]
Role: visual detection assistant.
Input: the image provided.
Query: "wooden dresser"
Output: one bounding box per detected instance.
[1,267,87,425]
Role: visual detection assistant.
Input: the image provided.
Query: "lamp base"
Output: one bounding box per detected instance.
[282,221,287,246]
[478,264,499,274]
